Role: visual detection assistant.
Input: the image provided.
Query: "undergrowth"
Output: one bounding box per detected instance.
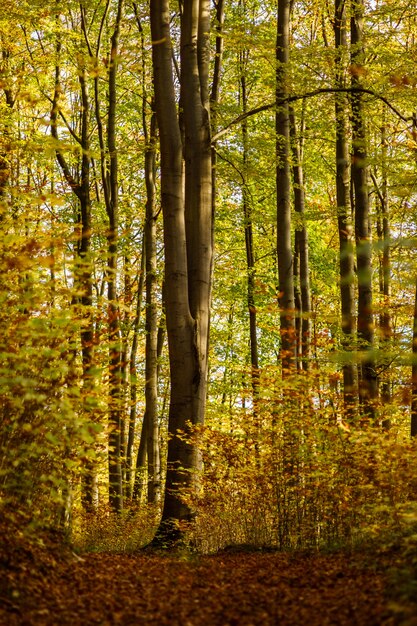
[72,504,160,553]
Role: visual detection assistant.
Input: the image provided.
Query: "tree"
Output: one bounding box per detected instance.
[149,0,213,546]
[238,13,260,409]
[0,48,14,204]
[334,0,357,418]
[79,0,125,514]
[50,18,98,510]
[351,0,378,420]
[276,0,296,372]
[372,117,392,428]
[412,279,417,438]
[101,0,124,513]
[289,105,311,370]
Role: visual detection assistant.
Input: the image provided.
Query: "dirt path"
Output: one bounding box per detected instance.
[1,549,410,625]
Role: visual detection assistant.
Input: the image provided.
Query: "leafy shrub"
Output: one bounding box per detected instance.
[73,504,160,553]
[188,386,417,553]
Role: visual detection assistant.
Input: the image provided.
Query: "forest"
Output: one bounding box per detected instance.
[1,0,417,623]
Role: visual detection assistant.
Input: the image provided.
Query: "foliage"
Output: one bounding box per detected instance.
[0,213,106,527]
[73,504,159,554]
[0,0,417,576]
[190,375,417,553]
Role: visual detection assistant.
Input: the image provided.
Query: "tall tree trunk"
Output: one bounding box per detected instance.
[81,0,124,511]
[412,279,417,438]
[276,0,296,372]
[351,0,377,421]
[411,114,417,438]
[105,0,124,513]
[125,238,145,499]
[51,37,98,512]
[132,311,165,503]
[150,0,213,546]
[133,7,161,505]
[239,44,260,404]
[334,0,357,419]
[372,120,391,428]
[0,51,14,205]
[144,109,160,504]
[289,107,311,371]
[210,0,224,276]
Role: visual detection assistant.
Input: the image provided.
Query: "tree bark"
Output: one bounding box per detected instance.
[412,279,417,438]
[372,119,391,428]
[334,0,357,419]
[411,115,417,438]
[107,0,124,513]
[0,50,14,206]
[239,44,260,404]
[144,108,161,505]
[276,0,296,372]
[51,35,98,512]
[80,0,124,511]
[150,0,212,546]
[351,0,378,421]
[289,107,311,370]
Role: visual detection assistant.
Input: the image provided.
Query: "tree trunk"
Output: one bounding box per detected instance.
[276,0,296,372]
[289,106,311,370]
[372,120,391,428]
[411,115,417,438]
[412,279,417,438]
[239,45,260,404]
[351,0,378,421]
[80,0,124,511]
[144,108,160,505]
[334,0,357,419]
[51,37,98,512]
[0,54,13,205]
[125,243,145,499]
[106,0,124,513]
[150,0,212,546]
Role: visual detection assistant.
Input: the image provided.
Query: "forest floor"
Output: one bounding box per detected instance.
[1,527,417,625]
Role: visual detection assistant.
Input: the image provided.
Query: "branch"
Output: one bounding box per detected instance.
[370,170,385,208]
[211,86,412,143]
[215,148,245,183]
[59,109,82,144]
[80,3,94,57]
[95,0,111,57]
[51,39,81,200]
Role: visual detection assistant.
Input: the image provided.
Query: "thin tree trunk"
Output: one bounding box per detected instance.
[372,128,391,428]
[334,0,357,420]
[133,8,161,505]
[144,108,160,505]
[289,106,311,370]
[239,44,260,403]
[210,0,224,171]
[0,53,14,204]
[106,0,124,513]
[276,0,296,372]
[51,36,98,512]
[133,412,148,503]
[81,0,124,510]
[411,114,417,438]
[351,0,378,421]
[412,279,417,438]
[132,308,165,504]
[126,239,145,500]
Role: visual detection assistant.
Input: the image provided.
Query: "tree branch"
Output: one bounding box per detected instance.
[211,86,412,144]
[51,37,81,200]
